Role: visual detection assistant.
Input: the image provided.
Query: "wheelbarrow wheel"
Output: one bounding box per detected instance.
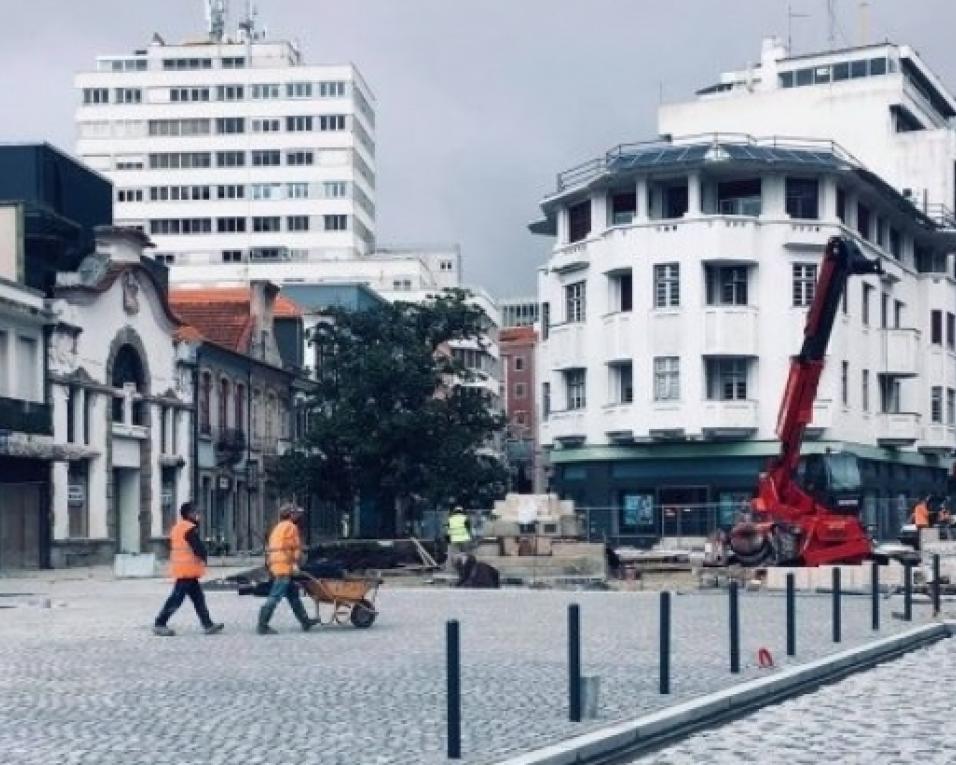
[350,599,376,629]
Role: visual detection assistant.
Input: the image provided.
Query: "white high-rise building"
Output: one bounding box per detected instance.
[74,10,375,274]
[532,39,956,542]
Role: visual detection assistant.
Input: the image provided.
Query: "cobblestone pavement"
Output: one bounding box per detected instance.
[634,629,956,765]
[0,577,931,765]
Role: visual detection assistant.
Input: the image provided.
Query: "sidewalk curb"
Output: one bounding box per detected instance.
[494,622,951,765]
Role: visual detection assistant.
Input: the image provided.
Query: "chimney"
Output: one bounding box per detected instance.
[249,280,278,358]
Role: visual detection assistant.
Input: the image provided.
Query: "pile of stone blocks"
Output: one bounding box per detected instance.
[488,493,580,539]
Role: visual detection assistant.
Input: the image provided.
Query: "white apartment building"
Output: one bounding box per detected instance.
[532,40,956,542]
[74,19,375,273]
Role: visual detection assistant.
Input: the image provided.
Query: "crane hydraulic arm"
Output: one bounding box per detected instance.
[730,236,883,566]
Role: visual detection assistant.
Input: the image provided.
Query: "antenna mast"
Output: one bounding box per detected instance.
[826,0,838,49]
[206,0,227,42]
[787,3,810,53]
[857,0,870,46]
[238,0,259,42]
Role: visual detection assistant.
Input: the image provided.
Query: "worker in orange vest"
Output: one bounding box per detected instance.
[153,502,224,636]
[257,504,319,635]
[911,496,931,529]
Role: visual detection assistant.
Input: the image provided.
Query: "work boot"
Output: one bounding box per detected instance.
[204,623,224,635]
[301,618,321,632]
[152,625,175,637]
[256,625,278,635]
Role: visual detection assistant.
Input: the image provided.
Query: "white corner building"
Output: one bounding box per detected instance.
[532,38,956,542]
[74,7,375,275]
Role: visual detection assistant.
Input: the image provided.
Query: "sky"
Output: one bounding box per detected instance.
[1,0,955,299]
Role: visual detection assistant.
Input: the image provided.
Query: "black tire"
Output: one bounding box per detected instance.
[729,527,773,566]
[350,599,376,629]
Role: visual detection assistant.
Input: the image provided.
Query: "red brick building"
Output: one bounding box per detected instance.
[499,326,537,492]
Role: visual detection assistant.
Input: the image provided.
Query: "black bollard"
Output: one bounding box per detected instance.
[729,581,740,673]
[832,567,841,643]
[871,562,880,631]
[446,620,461,759]
[904,563,913,622]
[660,591,671,695]
[933,554,941,618]
[568,604,581,722]
[786,572,796,657]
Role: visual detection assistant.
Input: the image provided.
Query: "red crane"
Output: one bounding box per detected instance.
[729,236,883,566]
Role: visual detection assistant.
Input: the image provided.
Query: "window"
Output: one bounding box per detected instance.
[565,281,586,323]
[163,57,211,70]
[706,358,749,400]
[931,310,943,345]
[857,202,871,240]
[717,178,761,216]
[170,87,210,102]
[610,190,637,225]
[880,293,889,329]
[252,183,281,200]
[514,356,525,372]
[222,250,243,263]
[785,178,819,219]
[252,118,281,133]
[287,215,310,232]
[705,265,748,306]
[286,116,314,132]
[83,88,109,104]
[850,59,868,78]
[114,88,142,104]
[67,462,89,538]
[222,56,246,69]
[216,117,245,134]
[252,217,281,233]
[155,254,175,265]
[895,300,904,329]
[889,228,902,259]
[841,361,849,406]
[324,214,348,231]
[948,313,956,349]
[664,183,689,218]
[542,382,551,420]
[862,369,870,412]
[251,83,280,99]
[792,264,817,307]
[323,181,347,198]
[217,185,245,200]
[565,369,586,410]
[216,85,244,101]
[149,119,211,136]
[876,216,887,248]
[861,283,873,326]
[654,357,680,401]
[216,151,245,167]
[795,68,813,86]
[287,82,313,98]
[514,382,527,399]
[842,287,848,315]
[200,372,212,434]
[219,378,230,430]
[286,150,314,166]
[932,386,943,424]
[288,182,310,199]
[319,81,347,97]
[567,200,591,243]
[610,362,633,404]
[251,150,281,167]
[949,388,956,425]
[117,189,143,203]
[836,187,846,223]
[880,376,902,414]
[149,152,211,169]
[610,271,632,312]
[149,219,212,235]
[319,115,346,131]
[654,264,680,308]
[216,217,246,233]
[541,302,550,340]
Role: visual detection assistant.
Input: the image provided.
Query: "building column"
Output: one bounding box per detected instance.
[763,174,787,218]
[88,391,109,539]
[686,172,701,216]
[592,190,608,235]
[635,177,649,224]
[821,176,839,224]
[0,330,12,396]
[51,461,69,541]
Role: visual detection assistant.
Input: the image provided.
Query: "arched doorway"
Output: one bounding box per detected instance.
[111,344,146,424]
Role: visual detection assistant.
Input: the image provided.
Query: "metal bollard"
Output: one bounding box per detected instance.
[904,563,913,622]
[786,572,796,657]
[568,604,581,722]
[933,554,941,617]
[659,591,671,695]
[729,580,740,673]
[832,567,841,643]
[871,561,880,631]
[446,620,461,759]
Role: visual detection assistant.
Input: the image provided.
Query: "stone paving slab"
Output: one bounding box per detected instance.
[0,578,931,764]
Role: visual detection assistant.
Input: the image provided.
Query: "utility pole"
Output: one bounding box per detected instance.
[787,3,810,54]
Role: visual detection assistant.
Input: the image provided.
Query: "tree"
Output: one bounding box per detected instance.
[281,289,507,537]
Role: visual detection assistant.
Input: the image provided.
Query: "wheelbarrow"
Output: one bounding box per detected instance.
[296,571,381,629]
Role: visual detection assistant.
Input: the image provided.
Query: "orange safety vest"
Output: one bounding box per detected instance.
[169,520,205,579]
[914,503,930,528]
[267,519,301,577]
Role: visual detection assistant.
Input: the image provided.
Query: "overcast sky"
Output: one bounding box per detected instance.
[1,0,954,298]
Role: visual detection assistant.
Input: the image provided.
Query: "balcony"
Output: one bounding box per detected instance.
[876,412,920,447]
[920,423,955,454]
[546,410,587,446]
[881,328,920,377]
[702,306,759,356]
[547,322,586,370]
[602,312,633,360]
[550,240,591,274]
[215,428,247,465]
[0,396,53,436]
[701,400,759,438]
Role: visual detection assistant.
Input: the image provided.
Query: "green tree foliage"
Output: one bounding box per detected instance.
[281,289,507,535]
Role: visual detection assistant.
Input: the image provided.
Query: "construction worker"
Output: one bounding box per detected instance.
[911,496,931,529]
[445,505,472,571]
[257,505,319,635]
[153,502,224,637]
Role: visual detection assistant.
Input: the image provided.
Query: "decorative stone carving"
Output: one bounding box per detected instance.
[122,272,140,316]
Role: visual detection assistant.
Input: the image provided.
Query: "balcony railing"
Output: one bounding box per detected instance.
[0,396,52,436]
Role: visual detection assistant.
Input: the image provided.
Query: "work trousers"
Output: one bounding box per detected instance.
[258,576,311,627]
[155,578,213,629]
